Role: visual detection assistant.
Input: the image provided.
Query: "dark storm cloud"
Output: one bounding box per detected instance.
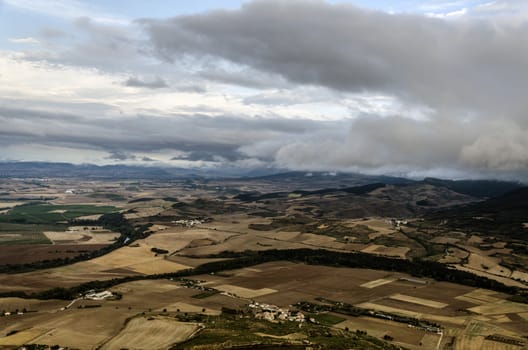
[130,0,528,177]
[4,0,528,179]
[0,103,323,162]
[106,151,137,161]
[141,0,528,119]
[124,76,168,89]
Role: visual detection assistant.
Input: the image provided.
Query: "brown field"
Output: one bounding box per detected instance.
[335,316,427,347]
[160,301,221,315]
[454,265,526,288]
[356,302,468,326]
[361,244,409,258]
[468,301,528,316]
[511,270,528,282]
[178,232,309,256]
[0,306,135,349]
[0,242,191,293]
[101,316,199,350]
[145,227,238,253]
[439,246,469,264]
[0,261,527,349]
[0,244,107,265]
[0,202,24,209]
[453,335,523,350]
[344,218,395,235]
[456,289,504,305]
[431,236,460,244]
[124,206,167,219]
[44,226,119,245]
[465,253,511,277]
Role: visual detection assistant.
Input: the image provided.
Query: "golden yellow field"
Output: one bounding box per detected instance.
[101,316,200,350]
[215,284,277,298]
[360,277,396,289]
[389,293,448,309]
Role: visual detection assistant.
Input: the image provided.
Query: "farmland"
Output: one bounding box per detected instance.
[0,261,527,349]
[0,203,117,225]
[0,176,527,349]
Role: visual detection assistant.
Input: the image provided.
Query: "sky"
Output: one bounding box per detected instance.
[1,0,527,180]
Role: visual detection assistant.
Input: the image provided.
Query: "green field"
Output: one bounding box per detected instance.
[0,204,117,245]
[312,312,346,326]
[0,203,116,224]
[0,223,56,245]
[173,312,400,350]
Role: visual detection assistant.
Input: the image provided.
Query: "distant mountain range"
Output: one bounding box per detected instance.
[0,162,523,199]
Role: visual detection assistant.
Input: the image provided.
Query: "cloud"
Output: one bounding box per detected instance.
[8,37,40,44]
[141,0,528,120]
[4,0,129,24]
[124,76,168,89]
[2,0,528,180]
[106,151,136,161]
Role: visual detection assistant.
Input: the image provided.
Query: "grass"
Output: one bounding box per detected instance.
[312,312,346,326]
[0,223,57,245]
[0,204,116,245]
[0,204,116,225]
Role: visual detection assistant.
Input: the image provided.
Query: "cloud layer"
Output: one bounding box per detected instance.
[1,0,528,180]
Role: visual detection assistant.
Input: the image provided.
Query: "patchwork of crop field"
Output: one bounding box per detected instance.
[0,204,117,224]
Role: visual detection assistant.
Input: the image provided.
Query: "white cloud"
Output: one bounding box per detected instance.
[4,0,129,24]
[8,37,40,44]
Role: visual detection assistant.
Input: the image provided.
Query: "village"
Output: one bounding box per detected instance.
[249,302,306,323]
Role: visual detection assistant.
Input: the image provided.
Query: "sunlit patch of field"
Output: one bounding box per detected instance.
[511,270,528,282]
[145,228,237,253]
[87,243,191,274]
[101,316,200,350]
[17,307,134,349]
[454,335,523,350]
[453,265,526,288]
[356,302,468,326]
[439,246,470,264]
[468,301,528,316]
[160,301,221,315]
[254,332,307,340]
[455,289,504,305]
[344,218,395,235]
[0,202,25,210]
[465,253,511,277]
[43,226,119,245]
[361,244,409,258]
[0,242,192,293]
[293,233,344,248]
[76,214,103,221]
[335,316,427,347]
[360,277,396,289]
[124,206,166,219]
[214,284,277,299]
[389,293,448,309]
[0,328,49,346]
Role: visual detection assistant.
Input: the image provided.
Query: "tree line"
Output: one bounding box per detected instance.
[1,249,526,303]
